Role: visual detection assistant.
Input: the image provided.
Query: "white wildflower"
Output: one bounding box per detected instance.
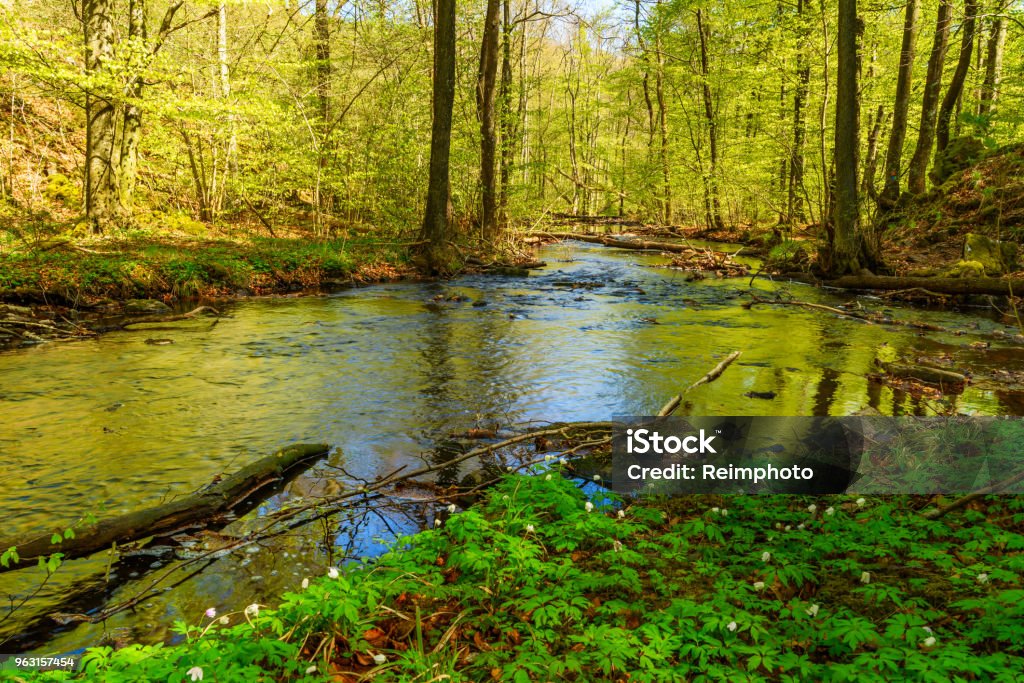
[204,607,217,619]
[544,454,553,462]
[856,497,866,507]
[545,474,552,481]
[806,604,820,617]
[721,509,728,517]
[559,458,566,465]
[219,616,229,625]
[301,578,310,589]
[525,524,535,534]
[798,523,805,530]
[617,510,625,519]
[807,504,817,514]
[305,665,318,674]
[761,551,772,563]
[923,626,933,634]
[244,603,260,617]
[727,621,738,632]
[593,474,602,482]
[784,525,792,531]
[711,507,720,514]
[506,466,514,472]
[825,507,835,516]
[434,518,442,527]
[922,636,936,648]
[977,573,989,584]
[446,503,456,514]
[613,540,623,553]
[187,666,204,681]
[753,581,765,591]
[775,522,782,530]
[372,653,387,665]
[860,571,871,584]
[585,501,594,513]
[327,567,340,579]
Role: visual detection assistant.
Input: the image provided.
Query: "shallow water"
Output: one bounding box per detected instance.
[2,241,1022,652]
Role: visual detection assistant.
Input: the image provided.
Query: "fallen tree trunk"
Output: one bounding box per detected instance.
[878,361,967,387]
[0,443,329,574]
[784,273,1024,296]
[536,231,759,258]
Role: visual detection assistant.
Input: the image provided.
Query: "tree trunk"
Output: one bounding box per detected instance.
[0,444,329,574]
[696,9,724,231]
[419,0,457,272]
[788,0,810,225]
[935,0,976,154]
[862,105,887,196]
[831,0,863,276]
[84,0,118,234]
[907,0,952,195]
[879,0,920,207]
[478,0,501,237]
[654,21,671,224]
[497,0,514,222]
[978,12,1007,118]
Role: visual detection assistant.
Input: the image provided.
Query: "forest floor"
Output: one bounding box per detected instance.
[17,472,1024,682]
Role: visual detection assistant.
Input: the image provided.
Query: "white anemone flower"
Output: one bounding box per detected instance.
[825,507,835,516]
[860,571,871,584]
[244,603,260,617]
[205,607,217,619]
[922,636,936,648]
[372,653,387,665]
[327,567,340,579]
[977,573,989,584]
[585,501,594,513]
[761,551,772,563]
[807,504,817,514]
[617,510,625,519]
[856,497,866,507]
[306,665,318,674]
[446,504,456,514]
[753,581,765,590]
[726,621,738,632]
[806,604,820,617]
[525,524,535,534]
[301,578,310,589]
[593,474,602,482]
[187,666,204,681]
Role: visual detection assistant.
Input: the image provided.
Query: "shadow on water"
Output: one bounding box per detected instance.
[2,241,1024,652]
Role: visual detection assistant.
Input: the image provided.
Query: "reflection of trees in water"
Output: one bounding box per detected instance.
[414,292,518,487]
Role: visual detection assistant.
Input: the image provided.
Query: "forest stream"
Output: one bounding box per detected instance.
[2,240,1024,654]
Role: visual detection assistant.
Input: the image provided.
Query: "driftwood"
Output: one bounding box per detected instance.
[0,443,329,574]
[658,350,743,417]
[877,361,967,387]
[922,467,1024,520]
[784,273,1024,297]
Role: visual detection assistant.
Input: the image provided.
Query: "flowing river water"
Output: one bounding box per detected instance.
[2,241,1023,653]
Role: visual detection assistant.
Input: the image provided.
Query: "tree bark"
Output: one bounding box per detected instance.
[935,0,977,154]
[788,0,810,225]
[0,444,329,574]
[419,0,457,272]
[478,0,501,236]
[497,0,514,222]
[978,12,1007,118]
[907,0,952,195]
[862,105,887,196]
[830,0,863,276]
[879,0,920,207]
[84,0,117,234]
[696,9,724,231]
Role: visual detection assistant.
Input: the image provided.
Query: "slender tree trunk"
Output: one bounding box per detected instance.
[862,105,887,196]
[313,0,331,226]
[420,0,456,272]
[978,12,1007,118]
[788,0,810,226]
[477,0,500,236]
[936,0,976,154]
[654,20,671,223]
[831,0,864,276]
[696,8,724,231]
[879,0,920,207]
[497,0,514,223]
[907,0,952,195]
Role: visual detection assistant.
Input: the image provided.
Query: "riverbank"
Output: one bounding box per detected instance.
[10,471,1023,682]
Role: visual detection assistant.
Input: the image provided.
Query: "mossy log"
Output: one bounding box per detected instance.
[785,273,1024,296]
[0,443,329,574]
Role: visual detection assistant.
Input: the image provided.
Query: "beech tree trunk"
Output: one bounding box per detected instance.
[978,12,1007,118]
[935,0,976,154]
[420,0,457,272]
[907,0,952,195]
[655,26,671,224]
[831,0,863,276]
[478,0,501,236]
[879,0,920,207]
[696,9,724,231]
[497,0,514,222]
[787,0,810,225]
[84,0,118,234]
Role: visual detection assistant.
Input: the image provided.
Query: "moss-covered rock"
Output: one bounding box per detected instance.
[930,136,986,186]
[124,298,172,314]
[962,232,1018,275]
[944,260,987,278]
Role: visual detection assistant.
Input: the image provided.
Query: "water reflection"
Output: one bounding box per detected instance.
[1,241,1023,652]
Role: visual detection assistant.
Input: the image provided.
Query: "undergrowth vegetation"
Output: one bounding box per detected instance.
[13,472,1024,682]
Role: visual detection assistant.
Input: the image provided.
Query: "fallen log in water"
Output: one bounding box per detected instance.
[0,443,329,574]
[782,272,1024,297]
